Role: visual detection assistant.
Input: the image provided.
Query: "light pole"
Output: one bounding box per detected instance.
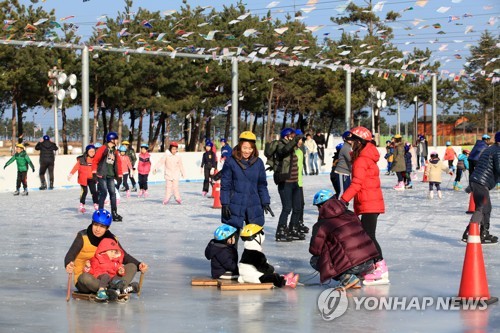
[368,85,377,134]
[413,96,418,143]
[376,90,386,145]
[47,66,77,151]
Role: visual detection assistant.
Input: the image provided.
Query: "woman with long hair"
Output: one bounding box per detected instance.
[340,127,388,286]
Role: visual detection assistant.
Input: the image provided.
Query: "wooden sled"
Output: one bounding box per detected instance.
[72,291,129,303]
[218,280,274,291]
[191,277,219,286]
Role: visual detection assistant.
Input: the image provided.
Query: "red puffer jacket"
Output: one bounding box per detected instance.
[309,198,379,283]
[69,154,93,186]
[341,142,385,215]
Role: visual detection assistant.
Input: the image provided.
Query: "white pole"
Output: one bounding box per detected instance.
[82,46,89,148]
[231,58,238,147]
[54,92,59,152]
[345,71,351,130]
[397,100,400,134]
[432,75,437,148]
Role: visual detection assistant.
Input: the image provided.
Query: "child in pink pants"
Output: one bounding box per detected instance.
[154,142,186,205]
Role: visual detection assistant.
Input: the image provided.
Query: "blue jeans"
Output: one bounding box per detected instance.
[98,177,117,212]
[309,153,318,173]
[277,182,302,229]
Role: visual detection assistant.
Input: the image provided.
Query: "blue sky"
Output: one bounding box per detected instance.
[13,0,499,130]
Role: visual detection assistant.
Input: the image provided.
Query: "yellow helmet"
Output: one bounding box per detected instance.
[15,144,25,149]
[239,131,256,142]
[121,140,130,145]
[394,134,402,139]
[240,224,263,239]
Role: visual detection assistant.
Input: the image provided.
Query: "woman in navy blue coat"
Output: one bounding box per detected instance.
[220,131,273,229]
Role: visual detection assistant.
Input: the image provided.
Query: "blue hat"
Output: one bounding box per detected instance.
[495,131,500,143]
[482,134,491,140]
[140,143,149,149]
[94,142,103,148]
[295,129,303,136]
[280,128,294,138]
[43,135,50,141]
[206,142,213,148]
[220,138,227,143]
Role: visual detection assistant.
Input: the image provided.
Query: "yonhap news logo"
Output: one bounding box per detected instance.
[318,289,488,321]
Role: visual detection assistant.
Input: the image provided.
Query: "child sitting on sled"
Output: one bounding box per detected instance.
[205,224,239,279]
[84,238,126,300]
[238,224,299,288]
[309,190,379,290]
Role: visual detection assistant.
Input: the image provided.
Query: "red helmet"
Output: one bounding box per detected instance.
[349,126,372,142]
[170,141,179,147]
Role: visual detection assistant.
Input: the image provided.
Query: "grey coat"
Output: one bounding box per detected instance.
[334,142,352,175]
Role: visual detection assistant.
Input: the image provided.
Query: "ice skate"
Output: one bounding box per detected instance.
[176,199,182,204]
[138,190,144,198]
[405,182,413,189]
[335,274,361,290]
[428,191,434,199]
[362,260,390,286]
[21,190,28,196]
[93,203,99,210]
[13,190,20,196]
[275,226,292,242]
[126,190,130,198]
[284,273,299,289]
[162,199,169,205]
[481,230,499,245]
[202,191,207,197]
[393,181,405,191]
[143,190,149,198]
[79,203,86,213]
[437,190,442,199]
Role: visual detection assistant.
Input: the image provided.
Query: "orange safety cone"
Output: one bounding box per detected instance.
[212,182,222,209]
[457,221,498,305]
[466,193,475,214]
[421,161,428,182]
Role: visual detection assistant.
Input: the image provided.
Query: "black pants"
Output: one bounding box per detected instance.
[259,273,285,288]
[203,167,212,192]
[360,213,382,261]
[138,174,149,190]
[471,182,492,230]
[454,168,464,182]
[124,172,136,188]
[76,263,137,293]
[277,182,302,230]
[468,159,477,177]
[428,182,441,191]
[39,160,55,185]
[98,177,117,211]
[16,171,28,190]
[317,146,325,165]
[396,172,404,182]
[80,179,98,205]
[120,174,130,191]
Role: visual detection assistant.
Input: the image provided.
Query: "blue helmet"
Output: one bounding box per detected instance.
[214,224,238,241]
[445,141,451,146]
[342,131,351,140]
[418,135,425,141]
[335,143,343,151]
[94,142,103,148]
[404,143,411,152]
[118,145,127,152]
[295,129,303,136]
[140,143,149,149]
[386,140,391,144]
[85,144,95,152]
[92,209,112,227]
[43,135,50,141]
[280,128,294,138]
[482,134,490,140]
[206,141,213,147]
[220,138,227,143]
[313,189,334,206]
[106,132,118,142]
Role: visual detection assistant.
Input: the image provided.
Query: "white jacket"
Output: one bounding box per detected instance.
[154,150,186,181]
[304,138,318,154]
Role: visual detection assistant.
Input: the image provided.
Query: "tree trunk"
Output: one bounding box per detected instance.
[129,110,137,146]
[484,110,488,134]
[92,95,99,144]
[224,110,230,141]
[149,109,155,146]
[117,108,124,143]
[266,83,274,142]
[184,116,190,151]
[160,115,166,152]
[260,113,265,149]
[108,106,115,132]
[206,113,212,141]
[136,109,145,152]
[101,106,108,143]
[61,107,68,155]
[16,102,23,144]
[271,95,279,139]
[151,112,166,152]
[252,113,258,136]
[11,99,17,154]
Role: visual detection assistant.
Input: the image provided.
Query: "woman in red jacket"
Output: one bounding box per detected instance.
[340,126,388,286]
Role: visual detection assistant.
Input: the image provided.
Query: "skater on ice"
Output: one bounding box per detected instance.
[309,189,378,290]
[116,145,133,198]
[3,143,35,196]
[424,151,453,199]
[35,135,58,190]
[201,141,217,197]
[153,141,186,205]
[205,224,239,279]
[137,144,152,198]
[68,144,99,212]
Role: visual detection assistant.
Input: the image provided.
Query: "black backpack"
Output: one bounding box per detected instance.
[264,140,280,172]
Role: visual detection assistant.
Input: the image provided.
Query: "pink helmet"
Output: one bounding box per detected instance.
[349,126,372,142]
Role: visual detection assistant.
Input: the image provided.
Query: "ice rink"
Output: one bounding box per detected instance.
[0,172,499,332]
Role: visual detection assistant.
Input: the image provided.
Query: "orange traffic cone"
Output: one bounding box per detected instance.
[212,182,222,209]
[466,193,475,214]
[457,222,498,305]
[421,162,428,182]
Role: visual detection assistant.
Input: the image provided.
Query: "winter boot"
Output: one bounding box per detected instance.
[284,273,299,289]
[336,274,361,290]
[289,227,306,241]
[79,203,86,213]
[21,189,28,196]
[428,191,434,199]
[96,289,109,301]
[275,226,292,242]
[393,181,405,191]
[13,189,20,196]
[122,282,140,294]
[48,181,54,190]
[112,210,123,222]
[363,260,390,286]
[93,203,99,211]
[437,190,442,199]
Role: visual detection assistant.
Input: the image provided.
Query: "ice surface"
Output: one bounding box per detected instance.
[0,172,498,332]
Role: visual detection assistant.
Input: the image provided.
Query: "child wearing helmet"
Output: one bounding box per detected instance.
[3,143,35,196]
[329,142,343,197]
[116,146,133,198]
[332,132,353,199]
[137,144,152,198]
[205,225,239,279]
[424,152,453,199]
[238,224,299,288]
[454,149,470,191]
[384,140,394,175]
[120,140,138,192]
[64,209,149,295]
[403,143,413,189]
[153,142,186,204]
[201,141,217,196]
[84,238,125,301]
[443,141,457,171]
[68,144,99,212]
[309,190,378,290]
